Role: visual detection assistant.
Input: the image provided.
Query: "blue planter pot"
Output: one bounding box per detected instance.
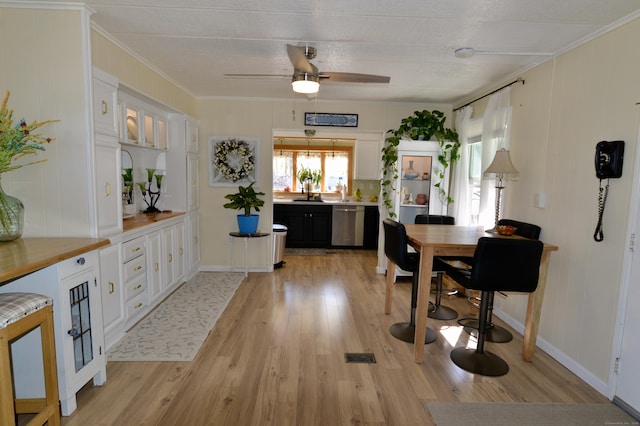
[237,214,259,235]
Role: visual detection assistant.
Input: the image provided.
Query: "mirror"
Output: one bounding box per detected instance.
[122,150,133,169]
[122,150,134,207]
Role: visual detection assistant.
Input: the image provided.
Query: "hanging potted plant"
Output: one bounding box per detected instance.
[380,109,459,218]
[223,182,265,234]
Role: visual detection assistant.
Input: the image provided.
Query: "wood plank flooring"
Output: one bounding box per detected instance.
[61,250,607,425]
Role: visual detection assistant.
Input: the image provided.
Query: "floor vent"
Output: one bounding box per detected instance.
[344,352,376,363]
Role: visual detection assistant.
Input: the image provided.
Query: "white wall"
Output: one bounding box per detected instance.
[0,6,92,237]
[195,98,453,270]
[492,17,640,394]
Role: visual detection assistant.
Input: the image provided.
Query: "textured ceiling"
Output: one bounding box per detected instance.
[26,0,640,105]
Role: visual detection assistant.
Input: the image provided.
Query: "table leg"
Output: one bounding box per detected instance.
[244,237,248,277]
[523,250,551,361]
[414,246,434,363]
[385,258,396,314]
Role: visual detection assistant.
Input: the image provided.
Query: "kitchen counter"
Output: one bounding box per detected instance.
[122,211,186,233]
[0,237,110,284]
[273,198,379,207]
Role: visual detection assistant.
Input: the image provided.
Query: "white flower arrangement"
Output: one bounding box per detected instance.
[209,136,258,186]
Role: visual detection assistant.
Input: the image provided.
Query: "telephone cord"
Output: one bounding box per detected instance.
[594,179,609,242]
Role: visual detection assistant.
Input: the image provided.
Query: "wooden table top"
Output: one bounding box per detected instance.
[0,238,110,284]
[404,224,559,252]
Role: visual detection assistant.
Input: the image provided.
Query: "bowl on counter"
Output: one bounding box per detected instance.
[403,173,419,180]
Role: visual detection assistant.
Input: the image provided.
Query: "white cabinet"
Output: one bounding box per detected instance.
[99,243,124,348]
[146,230,163,303]
[92,67,119,137]
[122,235,147,327]
[354,139,382,180]
[187,153,199,210]
[95,136,122,237]
[1,251,106,416]
[187,211,200,278]
[393,140,449,222]
[187,118,199,153]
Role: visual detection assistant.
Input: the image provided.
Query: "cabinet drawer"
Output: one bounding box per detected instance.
[57,251,98,279]
[122,237,145,262]
[125,292,147,319]
[124,276,146,301]
[123,254,146,281]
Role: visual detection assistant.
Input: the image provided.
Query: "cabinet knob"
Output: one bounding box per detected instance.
[108,281,115,294]
[68,327,81,338]
[168,253,173,263]
[77,257,86,265]
[101,100,108,115]
[105,182,112,196]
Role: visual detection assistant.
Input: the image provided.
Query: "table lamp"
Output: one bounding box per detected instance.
[484,148,519,231]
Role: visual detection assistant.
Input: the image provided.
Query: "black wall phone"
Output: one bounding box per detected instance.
[594,140,624,242]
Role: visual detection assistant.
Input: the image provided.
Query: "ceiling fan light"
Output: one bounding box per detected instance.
[292,72,319,94]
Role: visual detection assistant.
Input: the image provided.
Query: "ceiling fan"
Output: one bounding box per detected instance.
[224,44,390,94]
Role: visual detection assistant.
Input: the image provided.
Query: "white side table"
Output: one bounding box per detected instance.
[228,232,271,277]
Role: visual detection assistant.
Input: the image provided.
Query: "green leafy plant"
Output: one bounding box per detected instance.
[296,166,322,186]
[380,109,459,217]
[223,182,265,216]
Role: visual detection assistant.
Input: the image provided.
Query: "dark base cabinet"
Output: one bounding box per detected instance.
[274,204,332,248]
[363,206,380,249]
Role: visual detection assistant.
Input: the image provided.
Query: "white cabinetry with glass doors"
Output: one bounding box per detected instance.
[394,140,449,223]
[377,140,450,274]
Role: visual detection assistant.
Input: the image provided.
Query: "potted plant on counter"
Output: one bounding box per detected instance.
[223,182,265,235]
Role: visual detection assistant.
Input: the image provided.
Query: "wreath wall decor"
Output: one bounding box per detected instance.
[209,136,258,186]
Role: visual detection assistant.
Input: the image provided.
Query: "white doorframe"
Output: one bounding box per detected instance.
[609,113,640,412]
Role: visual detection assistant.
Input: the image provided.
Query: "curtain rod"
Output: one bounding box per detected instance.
[454,78,525,112]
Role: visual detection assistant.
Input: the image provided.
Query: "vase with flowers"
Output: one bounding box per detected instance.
[0,91,57,241]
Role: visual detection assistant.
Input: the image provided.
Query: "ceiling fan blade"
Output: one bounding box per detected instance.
[319,72,390,83]
[286,44,315,74]
[224,73,290,79]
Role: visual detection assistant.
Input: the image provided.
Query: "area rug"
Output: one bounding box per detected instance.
[107,272,245,362]
[426,402,637,426]
[284,248,326,256]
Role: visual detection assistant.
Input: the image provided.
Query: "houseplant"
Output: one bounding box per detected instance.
[296,166,322,192]
[0,90,58,241]
[223,182,265,234]
[380,109,459,218]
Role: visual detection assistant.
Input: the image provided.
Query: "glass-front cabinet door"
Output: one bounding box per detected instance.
[394,140,449,223]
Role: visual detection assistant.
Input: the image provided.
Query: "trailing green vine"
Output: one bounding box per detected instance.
[380,109,459,218]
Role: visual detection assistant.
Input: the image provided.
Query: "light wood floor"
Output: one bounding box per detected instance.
[61,250,607,425]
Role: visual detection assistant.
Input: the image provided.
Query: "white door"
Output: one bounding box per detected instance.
[613,118,640,416]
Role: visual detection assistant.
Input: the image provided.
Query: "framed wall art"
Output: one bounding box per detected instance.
[304,112,358,127]
[209,136,258,186]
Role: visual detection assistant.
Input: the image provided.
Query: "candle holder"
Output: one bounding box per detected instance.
[137,168,164,213]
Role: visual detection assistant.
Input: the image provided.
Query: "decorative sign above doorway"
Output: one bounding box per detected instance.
[304,112,358,127]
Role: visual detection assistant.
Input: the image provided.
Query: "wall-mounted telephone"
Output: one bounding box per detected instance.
[595,140,624,179]
[594,140,625,242]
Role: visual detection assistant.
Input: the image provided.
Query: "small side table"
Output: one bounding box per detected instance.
[228,232,271,277]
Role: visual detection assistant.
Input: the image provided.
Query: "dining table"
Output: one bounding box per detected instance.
[384,224,559,364]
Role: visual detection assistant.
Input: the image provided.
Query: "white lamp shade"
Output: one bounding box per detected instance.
[483,148,519,179]
[292,72,319,94]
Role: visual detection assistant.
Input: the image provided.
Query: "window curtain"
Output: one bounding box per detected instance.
[450,105,473,225]
[478,87,512,227]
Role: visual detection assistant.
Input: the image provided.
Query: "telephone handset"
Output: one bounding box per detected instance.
[594,140,624,242]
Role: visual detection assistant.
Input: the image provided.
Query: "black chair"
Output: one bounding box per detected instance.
[383,218,437,344]
[414,215,458,320]
[437,237,543,376]
[458,219,542,343]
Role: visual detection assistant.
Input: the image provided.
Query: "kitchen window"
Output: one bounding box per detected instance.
[273,144,353,193]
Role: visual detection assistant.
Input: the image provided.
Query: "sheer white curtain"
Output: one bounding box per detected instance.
[450,105,473,225]
[478,87,512,227]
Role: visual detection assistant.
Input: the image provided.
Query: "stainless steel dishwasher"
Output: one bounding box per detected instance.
[331,205,365,246]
